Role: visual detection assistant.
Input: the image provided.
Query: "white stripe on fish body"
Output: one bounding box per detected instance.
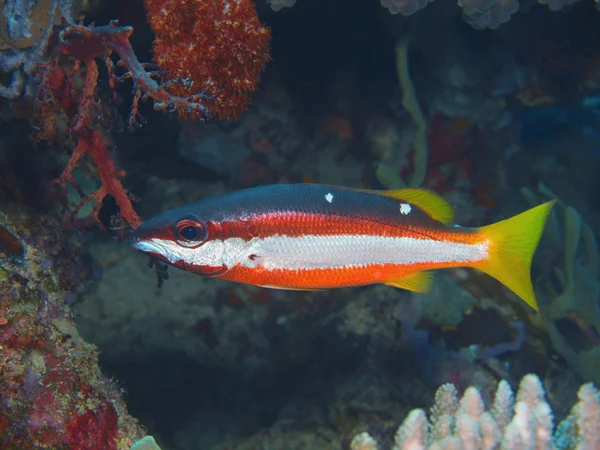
[132,237,259,268]
[134,234,489,271]
[248,234,489,270]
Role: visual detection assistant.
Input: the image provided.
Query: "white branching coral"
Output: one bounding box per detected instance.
[351,374,600,450]
[267,0,585,30]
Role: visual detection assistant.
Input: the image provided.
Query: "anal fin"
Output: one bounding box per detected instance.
[384,271,434,293]
[261,285,325,292]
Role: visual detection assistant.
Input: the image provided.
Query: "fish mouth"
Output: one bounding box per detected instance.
[130,237,174,268]
[130,236,163,255]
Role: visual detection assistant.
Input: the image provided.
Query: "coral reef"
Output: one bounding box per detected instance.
[2,0,600,449]
[0,208,145,449]
[351,374,600,449]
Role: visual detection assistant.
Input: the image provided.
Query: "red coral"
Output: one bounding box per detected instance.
[26,373,119,449]
[55,129,143,230]
[58,22,212,126]
[65,386,118,450]
[35,14,240,230]
[28,387,67,447]
[38,52,142,230]
[1,316,120,449]
[29,1,269,229]
[144,0,271,120]
[0,217,137,449]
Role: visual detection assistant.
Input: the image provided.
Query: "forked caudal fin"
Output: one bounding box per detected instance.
[475,201,555,311]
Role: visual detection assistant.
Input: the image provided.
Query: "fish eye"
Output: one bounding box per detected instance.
[179,225,198,241]
[174,219,206,247]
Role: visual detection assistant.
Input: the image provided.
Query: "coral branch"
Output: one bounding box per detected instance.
[354,374,600,449]
[56,131,142,229]
[39,44,142,230]
[58,22,212,128]
[37,14,230,230]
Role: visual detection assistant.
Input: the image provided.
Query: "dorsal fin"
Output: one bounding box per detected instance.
[378,188,455,224]
[385,271,434,293]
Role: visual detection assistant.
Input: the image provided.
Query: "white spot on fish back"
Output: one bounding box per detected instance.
[400,203,411,215]
[325,193,334,203]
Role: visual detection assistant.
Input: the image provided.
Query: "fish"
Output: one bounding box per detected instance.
[131,184,554,311]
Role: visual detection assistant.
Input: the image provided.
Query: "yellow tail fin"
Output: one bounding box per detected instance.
[475,201,555,311]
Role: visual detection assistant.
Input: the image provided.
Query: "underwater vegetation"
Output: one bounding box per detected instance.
[522,184,600,385]
[1,0,600,449]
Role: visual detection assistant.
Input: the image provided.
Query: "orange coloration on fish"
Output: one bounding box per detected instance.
[131,184,554,311]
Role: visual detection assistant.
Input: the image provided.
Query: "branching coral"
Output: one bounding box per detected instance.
[268,0,586,29]
[381,0,431,16]
[351,374,600,449]
[56,21,214,128]
[36,17,221,229]
[2,0,271,229]
[267,0,297,11]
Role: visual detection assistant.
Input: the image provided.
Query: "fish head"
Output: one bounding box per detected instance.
[131,209,229,277]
